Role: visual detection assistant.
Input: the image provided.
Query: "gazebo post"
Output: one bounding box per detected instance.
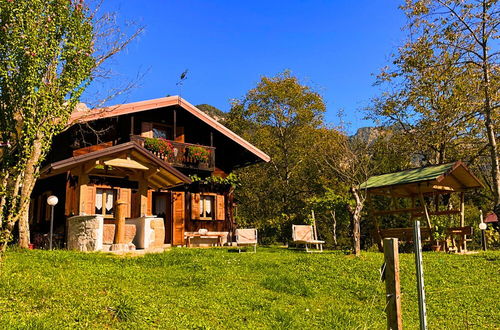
[460,192,466,251]
[459,192,465,227]
[367,194,383,252]
[418,187,433,229]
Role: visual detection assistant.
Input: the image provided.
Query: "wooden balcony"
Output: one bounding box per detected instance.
[131,135,215,171]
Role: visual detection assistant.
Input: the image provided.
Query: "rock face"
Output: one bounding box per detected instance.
[67,215,104,251]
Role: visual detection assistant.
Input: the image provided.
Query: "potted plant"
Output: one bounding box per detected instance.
[186,145,210,163]
[431,226,446,251]
[144,138,174,159]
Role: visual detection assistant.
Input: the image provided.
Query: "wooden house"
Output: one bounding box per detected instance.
[30,96,269,249]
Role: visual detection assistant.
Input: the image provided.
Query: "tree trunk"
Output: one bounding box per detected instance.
[349,187,364,256]
[1,134,45,249]
[480,0,500,208]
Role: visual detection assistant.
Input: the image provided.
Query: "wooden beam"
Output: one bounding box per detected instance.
[373,207,423,216]
[418,186,433,229]
[412,210,461,217]
[104,158,149,170]
[432,185,455,191]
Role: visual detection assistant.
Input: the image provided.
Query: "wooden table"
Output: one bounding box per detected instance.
[185,233,225,247]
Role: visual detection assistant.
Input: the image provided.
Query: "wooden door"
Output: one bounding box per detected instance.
[172,191,185,246]
[153,192,172,244]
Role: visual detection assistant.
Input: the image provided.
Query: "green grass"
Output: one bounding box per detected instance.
[0,247,498,329]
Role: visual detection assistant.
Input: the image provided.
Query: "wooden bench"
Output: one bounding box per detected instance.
[378,226,473,253]
[378,227,432,243]
[445,226,473,253]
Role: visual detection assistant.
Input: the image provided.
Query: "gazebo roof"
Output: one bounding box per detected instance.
[360,161,483,197]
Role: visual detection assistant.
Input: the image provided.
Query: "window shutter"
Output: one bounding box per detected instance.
[141,121,153,138]
[119,188,132,218]
[172,192,185,245]
[84,185,96,215]
[191,193,200,220]
[130,190,139,218]
[216,194,225,220]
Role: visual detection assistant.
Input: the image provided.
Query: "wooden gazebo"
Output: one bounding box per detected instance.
[361,161,483,252]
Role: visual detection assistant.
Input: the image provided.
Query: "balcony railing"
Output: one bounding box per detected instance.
[131,135,215,171]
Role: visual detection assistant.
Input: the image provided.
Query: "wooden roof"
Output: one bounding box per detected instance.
[360,161,483,197]
[40,142,192,189]
[69,96,270,163]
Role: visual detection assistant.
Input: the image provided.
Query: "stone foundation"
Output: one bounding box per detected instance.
[67,215,104,251]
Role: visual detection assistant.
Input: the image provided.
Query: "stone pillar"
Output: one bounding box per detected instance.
[67,215,104,251]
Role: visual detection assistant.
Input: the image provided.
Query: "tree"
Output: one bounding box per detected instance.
[227,71,327,242]
[369,43,481,166]
[0,0,140,250]
[313,129,375,256]
[399,0,499,211]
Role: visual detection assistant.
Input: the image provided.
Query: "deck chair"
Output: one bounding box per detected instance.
[292,225,324,252]
[235,228,258,253]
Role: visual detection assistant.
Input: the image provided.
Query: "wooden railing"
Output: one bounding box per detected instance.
[131,135,215,171]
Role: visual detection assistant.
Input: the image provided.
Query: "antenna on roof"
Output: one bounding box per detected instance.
[176,69,189,99]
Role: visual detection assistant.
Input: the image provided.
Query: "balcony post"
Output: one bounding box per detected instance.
[173,108,177,141]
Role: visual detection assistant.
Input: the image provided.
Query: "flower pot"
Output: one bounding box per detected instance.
[28,243,35,250]
[431,244,441,252]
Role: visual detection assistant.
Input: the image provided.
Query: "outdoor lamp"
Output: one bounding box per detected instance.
[47,195,58,206]
[47,195,58,250]
[479,222,487,230]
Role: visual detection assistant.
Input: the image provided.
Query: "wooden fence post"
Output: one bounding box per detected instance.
[383,238,403,330]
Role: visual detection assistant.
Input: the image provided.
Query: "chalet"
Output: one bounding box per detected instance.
[30,96,269,251]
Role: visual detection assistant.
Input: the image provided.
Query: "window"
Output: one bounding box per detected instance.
[152,124,173,140]
[95,188,117,217]
[199,195,215,220]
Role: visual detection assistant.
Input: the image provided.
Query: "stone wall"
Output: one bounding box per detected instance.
[67,215,104,251]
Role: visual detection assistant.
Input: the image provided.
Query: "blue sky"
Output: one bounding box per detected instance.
[85,0,407,133]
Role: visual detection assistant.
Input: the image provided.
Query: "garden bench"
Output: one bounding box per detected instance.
[292,225,324,252]
[235,228,258,253]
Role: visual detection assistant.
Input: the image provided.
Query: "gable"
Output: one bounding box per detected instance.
[69,96,270,164]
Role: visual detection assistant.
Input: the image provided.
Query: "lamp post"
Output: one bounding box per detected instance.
[47,195,58,250]
[479,210,487,251]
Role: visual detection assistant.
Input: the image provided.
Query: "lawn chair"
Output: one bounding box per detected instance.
[292,225,324,252]
[235,228,258,253]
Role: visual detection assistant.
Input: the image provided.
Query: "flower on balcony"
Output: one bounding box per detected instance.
[144,137,174,158]
[186,145,210,163]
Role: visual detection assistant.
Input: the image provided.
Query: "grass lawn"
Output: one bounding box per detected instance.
[0,247,498,329]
